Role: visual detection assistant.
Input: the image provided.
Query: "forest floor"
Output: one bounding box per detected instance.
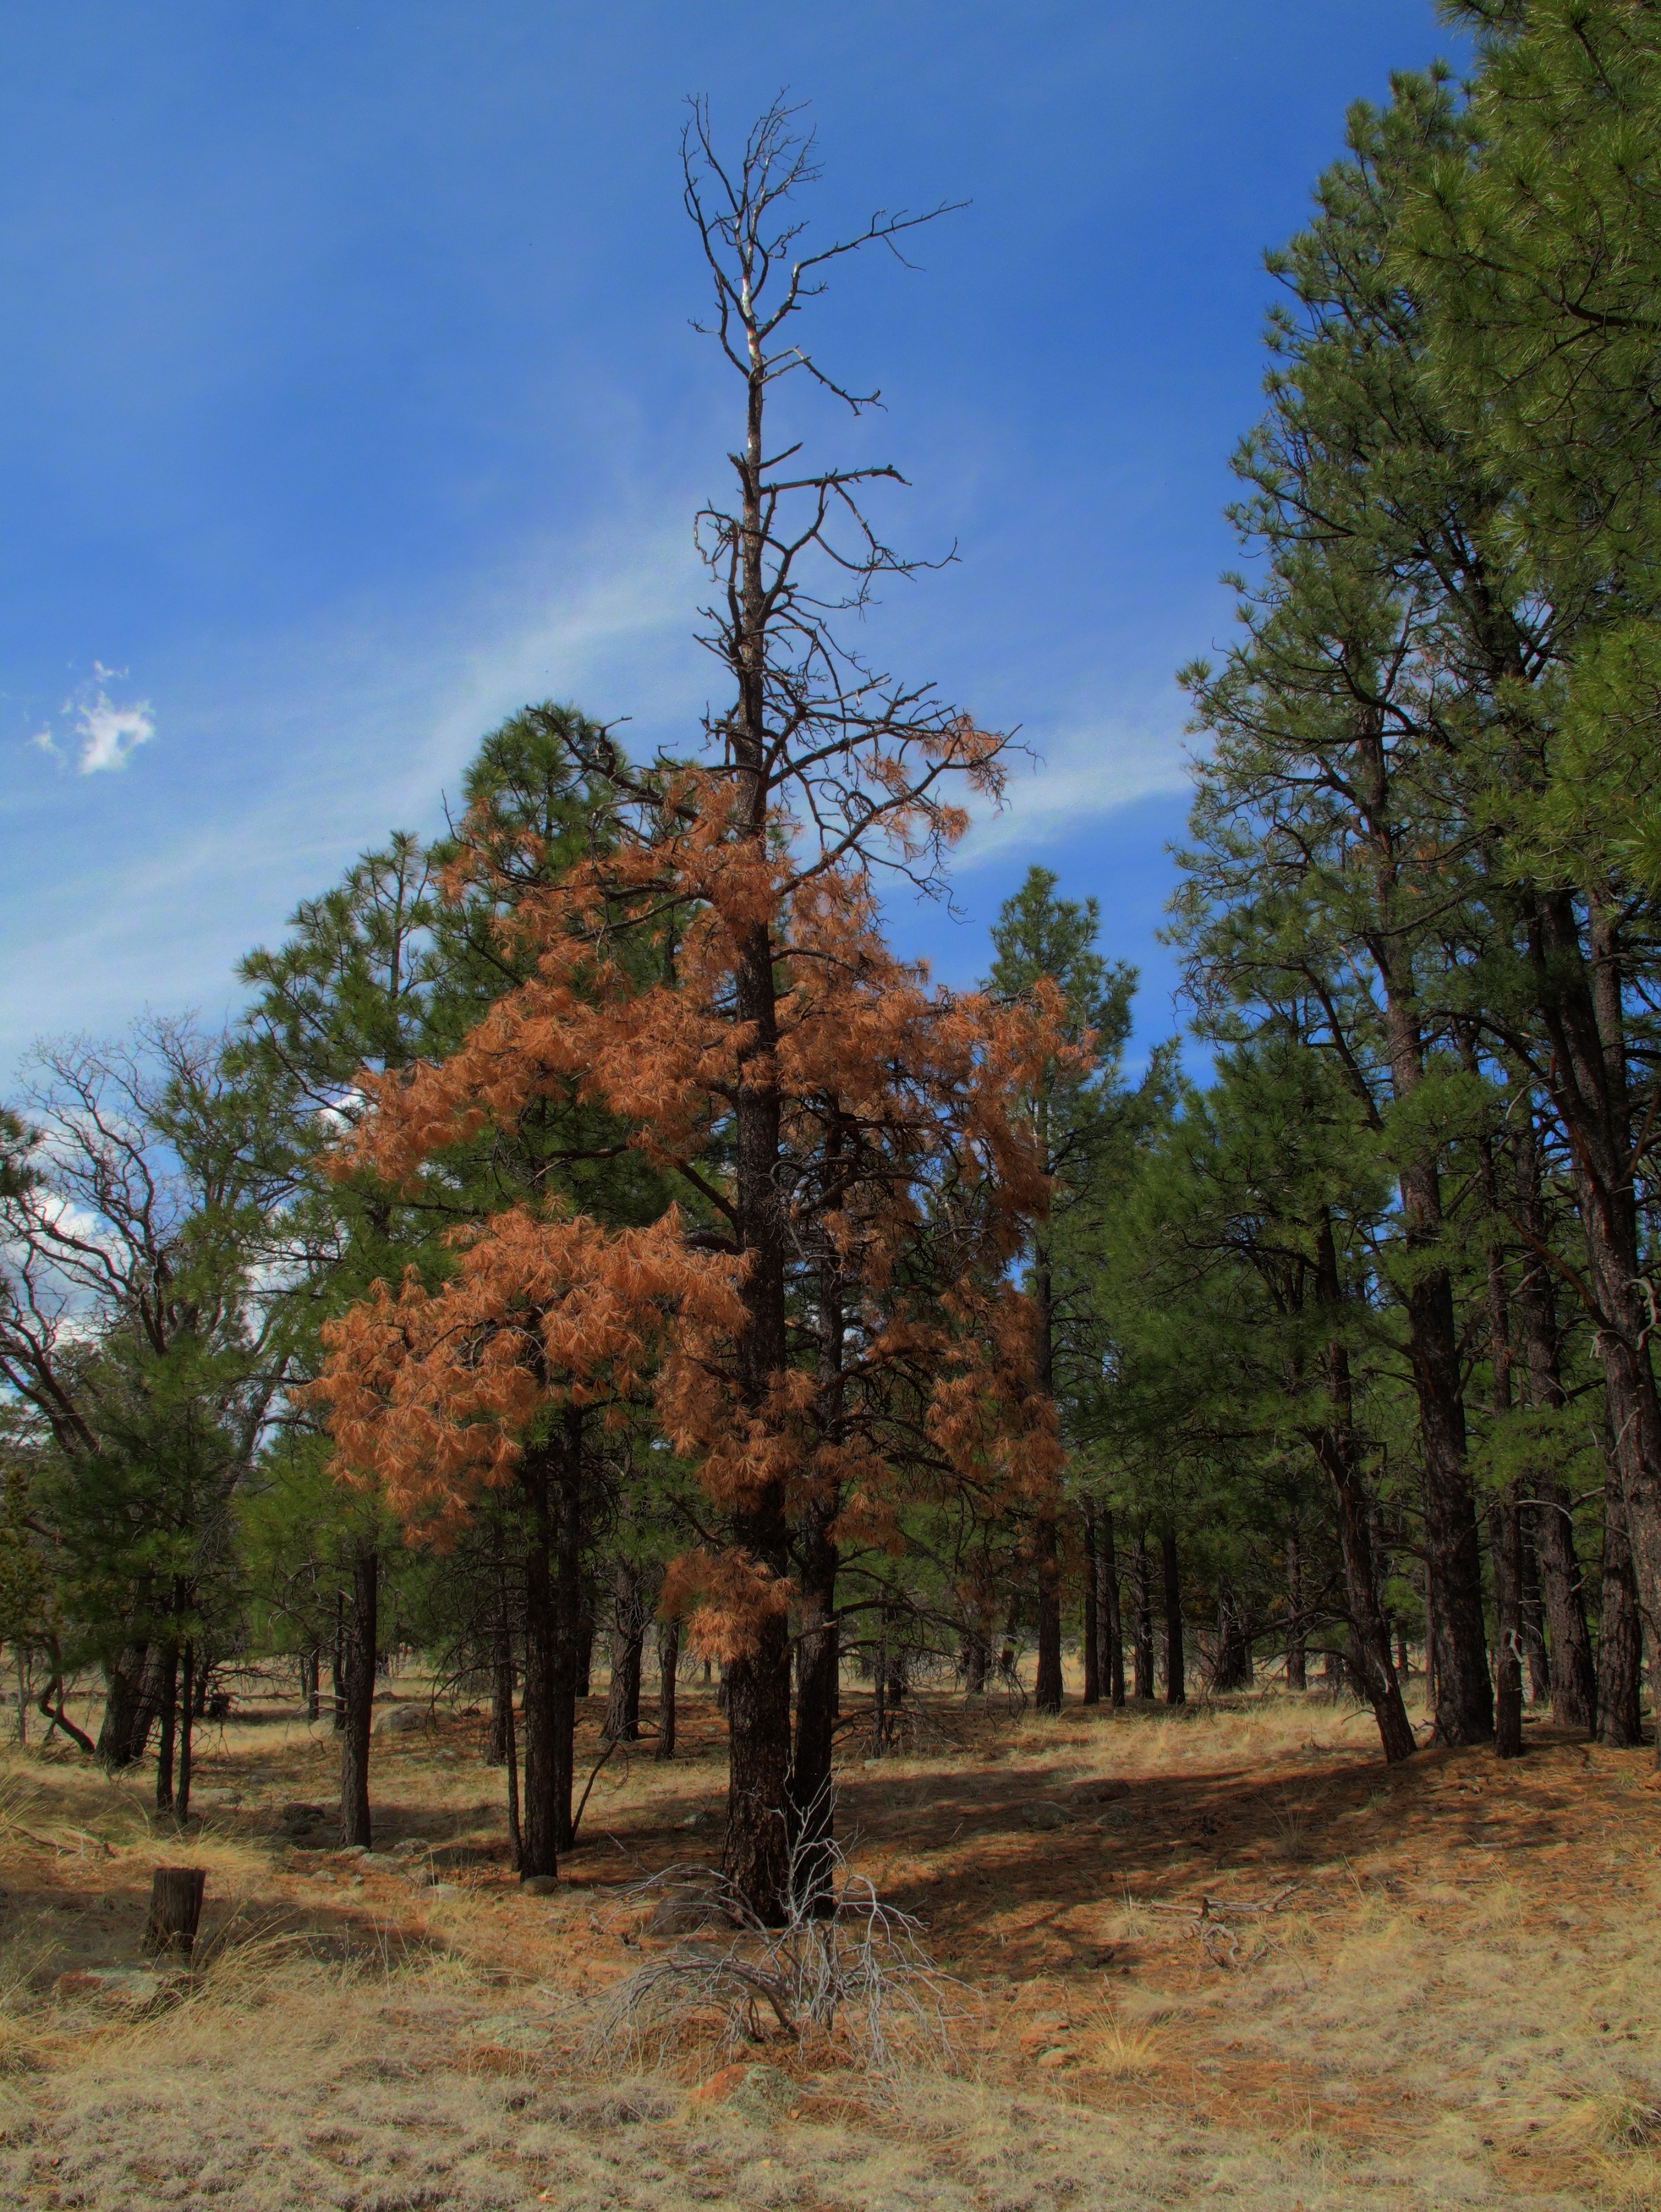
[0,1676,1653,2211]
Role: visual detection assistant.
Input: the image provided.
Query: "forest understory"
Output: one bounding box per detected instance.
[0,1675,1653,2212]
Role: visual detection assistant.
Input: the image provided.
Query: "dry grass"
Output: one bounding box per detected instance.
[0,1668,1653,2208]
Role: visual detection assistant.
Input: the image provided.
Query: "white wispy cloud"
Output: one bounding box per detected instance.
[26,663,156,776]
[74,689,154,774]
[957,710,1193,867]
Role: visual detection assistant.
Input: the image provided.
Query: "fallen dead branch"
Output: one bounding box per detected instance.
[592,1800,968,2074]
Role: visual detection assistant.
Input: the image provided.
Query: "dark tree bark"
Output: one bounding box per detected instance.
[1310,1210,1417,1762]
[155,1640,178,1815]
[143,1867,205,1960]
[552,1413,583,1850]
[1211,1583,1252,1691]
[1131,1529,1155,1700]
[1356,764,1489,1746]
[789,1212,841,1881]
[655,1618,679,1762]
[1096,1505,1124,1707]
[518,1441,559,1879]
[1030,1254,1063,1716]
[332,1590,347,1731]
[1491,1490,1526,1759]
[301,1648,321,1725]
[1526,893,1661,1702]
[790,1489,840,1897]
[338,1541,376,1851]
[1598,1445,1645,1748]
[1285,1529,1307,1692]
[97,1642,151,1772]
[573,1585,595,1700]
[1479,1222,1525,1761]
[1520,1508,1549,1704]
[603,1560,645,1744]
[1160,1529,1186,1707]
[177,1641,196,1820]
[1081,1504,1100,1706]
[962,1628,989,1696]
[1512,1117,1598,1731]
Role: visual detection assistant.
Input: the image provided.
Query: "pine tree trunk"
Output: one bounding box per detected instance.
[722,1578,792,1921]
[1161,1529,1186,1707]
[1132,1530,1154,1699]
[1512,1119,1598,1732]
[790,1491,839,1900]
[303,1648,321,1724]
[177,1641,196,1820]
[1520,1507,1549,1704]
[552,1410,583,1851]
[332,1591,347,1731]
[1536,1481,1597,1731]
[962,1628,989,1696]
[1368,820,1490,1746]
[1491,1489,1525,1759]
[1097,1506,1125,1707]
[155,1641,178,1815]
[518,1441,558,1879]
[1598,1448,1644,1748]
[603,1561,645,1744]
[339,1541,376,1850]
[97,1642,150,1772]
[1030,1250,1063,1715]
[1532,895,1661,1709]
[655,1618,678,1762]
[1285,1529,1307,1692]
[1082,1504,1100,1706]
[1212,1582,1252,1691]
[487,1644,512,1767]
[1313,1210,1417,1762]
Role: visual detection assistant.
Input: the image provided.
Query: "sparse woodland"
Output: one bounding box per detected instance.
[5,8,1661,2207]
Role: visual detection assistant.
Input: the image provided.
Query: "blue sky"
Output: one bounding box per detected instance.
[0,1,1462,1082]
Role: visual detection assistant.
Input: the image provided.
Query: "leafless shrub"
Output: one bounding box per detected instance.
[593,1816,965,2075]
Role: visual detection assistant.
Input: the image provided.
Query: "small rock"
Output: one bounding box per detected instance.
[520,1874,559,1896]
[373,1704,429,1736]
[390,1837,430,1857]
[277,1803,329,1834]
[358,1852,400,1873]
[190,1787,242,1809]
[430,1882,460,1897]
[1022,1801,1068,1831]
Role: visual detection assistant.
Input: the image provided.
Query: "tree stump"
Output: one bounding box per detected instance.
[142,1866,206,1960]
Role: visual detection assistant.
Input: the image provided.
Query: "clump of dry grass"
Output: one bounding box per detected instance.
[0,1666,1651,2208]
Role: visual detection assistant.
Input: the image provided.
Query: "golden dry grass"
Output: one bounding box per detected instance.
[0,1669,1653,2209]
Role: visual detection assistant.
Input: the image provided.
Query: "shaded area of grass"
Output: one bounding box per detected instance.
[0,1674,1651,2208]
